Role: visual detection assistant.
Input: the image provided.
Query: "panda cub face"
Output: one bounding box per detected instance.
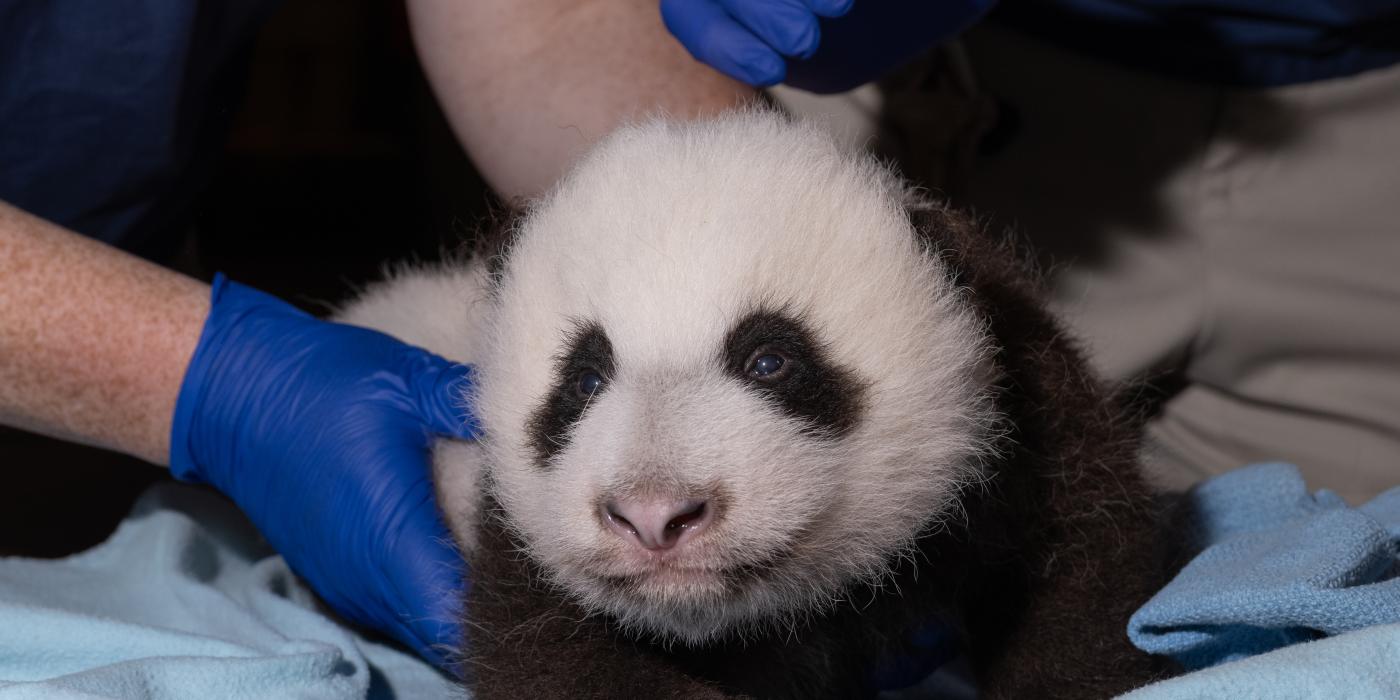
[470,112,999,644]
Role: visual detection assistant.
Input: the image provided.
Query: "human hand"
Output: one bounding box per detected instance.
[661,0,996,94]
[661,0,854,86]
[169,274,477,668]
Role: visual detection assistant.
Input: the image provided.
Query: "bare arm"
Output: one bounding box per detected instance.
[0,1,746,462]
[406,0,756,201]
[0,201,208,464]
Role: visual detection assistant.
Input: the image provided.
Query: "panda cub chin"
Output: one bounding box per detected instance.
[337,110,1165,699]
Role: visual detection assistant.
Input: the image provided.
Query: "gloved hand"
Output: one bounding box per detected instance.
[169,274,478,669]
[661,0,854,86]
[661,0,997,94]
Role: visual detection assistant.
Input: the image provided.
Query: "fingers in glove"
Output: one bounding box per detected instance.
[411,357,480,440]
[717,0,822,59]
[661,0,787,86]
[382,501,466,669]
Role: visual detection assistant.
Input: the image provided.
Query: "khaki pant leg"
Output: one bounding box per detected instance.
[953,26,1400,502]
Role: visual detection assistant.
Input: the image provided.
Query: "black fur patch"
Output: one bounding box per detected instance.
[721,310,866,439]
[527,322,616,467]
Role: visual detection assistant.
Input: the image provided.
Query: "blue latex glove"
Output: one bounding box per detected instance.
[169,274,478,669]
[661,0,854,86]
[661,0,997,93]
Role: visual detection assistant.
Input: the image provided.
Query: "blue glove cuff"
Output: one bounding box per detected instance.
[170,273,294,483]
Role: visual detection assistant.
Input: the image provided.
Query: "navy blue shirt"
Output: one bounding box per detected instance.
[994,0,1400,87]
[0,0,279,260]
[2,1,1398,251]
[793,0,1400,92]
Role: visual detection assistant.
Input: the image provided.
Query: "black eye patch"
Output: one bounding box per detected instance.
[722,310,866,439]
[528,322,615,468]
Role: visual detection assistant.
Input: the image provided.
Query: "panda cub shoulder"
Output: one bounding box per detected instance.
[336,110,1163,699]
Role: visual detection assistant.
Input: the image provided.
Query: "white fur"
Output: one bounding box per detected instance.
[334,261,493,550]
[336,110,1001,645]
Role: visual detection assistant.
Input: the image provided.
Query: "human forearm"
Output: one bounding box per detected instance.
[0,201,208,464]
[0,199,476,661]
[406,0,756,201]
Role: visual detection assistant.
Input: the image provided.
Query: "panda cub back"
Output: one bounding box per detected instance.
[337,110,1163,698]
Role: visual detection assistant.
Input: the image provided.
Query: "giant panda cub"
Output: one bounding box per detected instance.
[336,110,1164,699]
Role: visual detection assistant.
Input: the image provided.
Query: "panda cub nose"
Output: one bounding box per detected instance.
[603,497,713,551]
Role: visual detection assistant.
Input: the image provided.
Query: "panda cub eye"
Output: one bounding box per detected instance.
[576,369,606,398]
[745,347,792,382]
[722,310,865,438]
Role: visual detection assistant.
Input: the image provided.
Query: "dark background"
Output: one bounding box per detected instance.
[0,0,491,557]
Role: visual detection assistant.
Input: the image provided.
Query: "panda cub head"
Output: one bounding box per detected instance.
[471,111,1000,645]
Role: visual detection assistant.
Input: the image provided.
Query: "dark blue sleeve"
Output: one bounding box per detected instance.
[0,0,280,260]
[992,0,1400,87]
[785,0,997,94]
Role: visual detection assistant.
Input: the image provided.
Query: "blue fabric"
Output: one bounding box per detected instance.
[0,484,458,700]
[1121,623,1400,699]
[993,1,1400,87]
[1128,462,1400,670]
[677,0,1400,89]
[0,0,279,259]
[786,0,995,93]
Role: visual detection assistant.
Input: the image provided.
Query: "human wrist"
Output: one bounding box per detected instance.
[167,273,313,487]
[0,202,209,464]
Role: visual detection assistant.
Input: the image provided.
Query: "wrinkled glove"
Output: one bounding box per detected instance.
[661,0,853,86]
[170,274,477,668]
[661,0,996,93]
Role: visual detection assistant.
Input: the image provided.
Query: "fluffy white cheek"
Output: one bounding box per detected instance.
[828,385,996,564]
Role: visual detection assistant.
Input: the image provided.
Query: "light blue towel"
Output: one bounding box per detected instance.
[0,484,460,700]
[1128,462,1400,670]
[1122,621,1400,700]
[1114,462,1400,699]
[11,466,1398,699]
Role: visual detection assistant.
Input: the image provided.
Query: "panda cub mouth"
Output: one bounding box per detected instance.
[594,543,797,594]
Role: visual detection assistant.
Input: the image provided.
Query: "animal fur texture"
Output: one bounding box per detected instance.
[335,110,1164,698]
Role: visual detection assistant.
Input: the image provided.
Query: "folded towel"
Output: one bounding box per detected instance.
[1129,462,1400,670]
[1122,621,1400,700]
[0,484,458,700]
